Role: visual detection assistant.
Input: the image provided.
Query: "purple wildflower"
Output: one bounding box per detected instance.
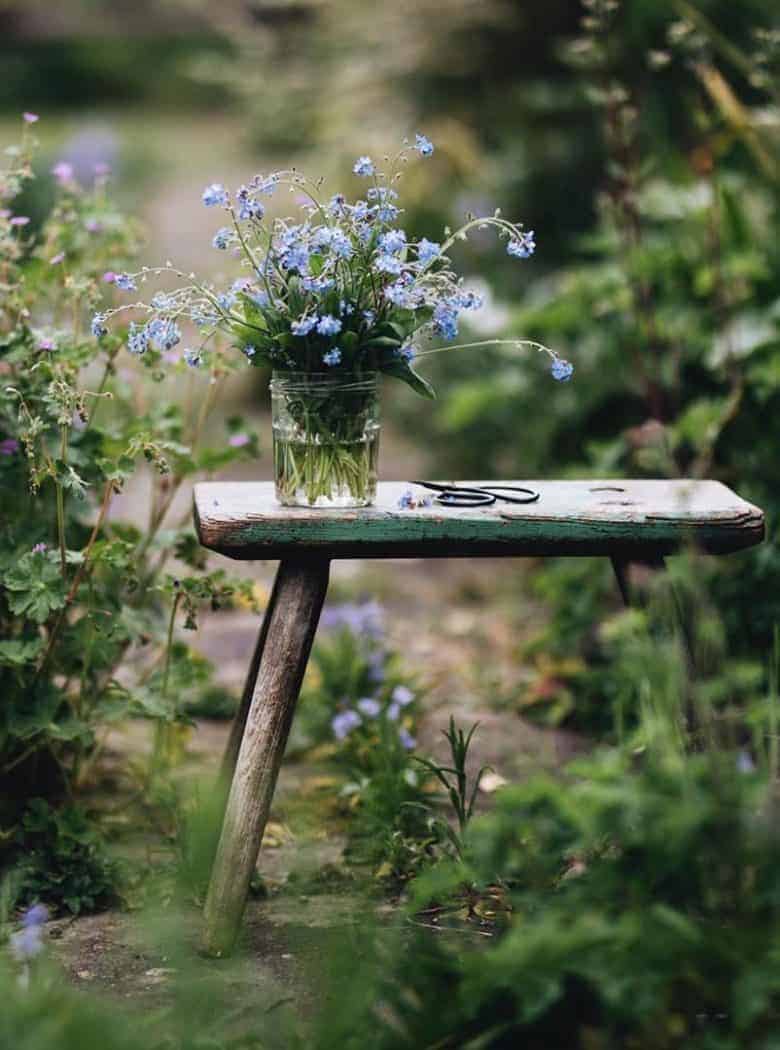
[10,926,44,963]
[551,358,574,382]
[379,229,407,254]
[127,322,149,355]
[332,709,361,740]
[374,253,403,275]
[357,698,382,718]
[391,685,414,707]
[398,727,416,750]
[316,315,342,337]
[291,315,318,336]
[507,230,536,259]
[51,161,74,183]
[433,302,459,340]
[202,183,229,208]
[91,314,107,339]
[22,904,49,928]
[321,601,384,639]
[366,650,386,684]
[229,433,250,448]
[353,156,375,177]
[417,238,440,264]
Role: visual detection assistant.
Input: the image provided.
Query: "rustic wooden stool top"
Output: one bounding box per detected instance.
[195,479,764,954]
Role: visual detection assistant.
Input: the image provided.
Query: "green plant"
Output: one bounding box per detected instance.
[300,627,780,1050]
[0,118,257,912]
[292,601,435,880]
[11,800,119,916]
[387,0,780,724]
[414,717,490,860]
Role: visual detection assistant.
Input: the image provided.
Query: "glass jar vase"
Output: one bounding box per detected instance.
[270,371,380,508]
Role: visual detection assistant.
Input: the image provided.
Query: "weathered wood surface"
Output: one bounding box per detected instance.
[194,480,764,560]
[219,567,282,784]
[202,558,330,957]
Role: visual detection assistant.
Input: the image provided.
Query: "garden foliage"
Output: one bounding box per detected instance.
[392,0,780,731]
[3,620,780,1049]
[0,120,257,911]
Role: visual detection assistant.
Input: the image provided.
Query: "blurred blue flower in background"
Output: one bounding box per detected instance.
[10,903,49,963]
[321,600,384,639]
[332,709,361,739]
[357,697,382,717]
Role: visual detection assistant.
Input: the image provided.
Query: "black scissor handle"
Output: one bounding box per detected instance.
[410,481,540,507]
[478,485,540,505]
[435,489,495,507]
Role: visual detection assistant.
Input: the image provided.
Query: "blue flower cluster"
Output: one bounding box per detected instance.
[320,599,384,639]
[397,488,434,509]
[331,682,416,749]
[507,230,536,259]
[94,133,571,389]
[10,903,48,963]
[321,601,417,750]
[551,358,574,381]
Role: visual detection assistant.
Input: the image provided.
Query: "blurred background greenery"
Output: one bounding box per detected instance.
[2,0,779,761]
[3,2,780,1044]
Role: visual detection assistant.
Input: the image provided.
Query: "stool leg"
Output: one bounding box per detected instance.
[219,566,283,784]
[610,555,665,607]
[202,558,330,957]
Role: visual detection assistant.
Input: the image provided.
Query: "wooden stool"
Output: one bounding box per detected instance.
[194,479,764,955]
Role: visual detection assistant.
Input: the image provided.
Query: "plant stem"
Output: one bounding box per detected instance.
[162,591,182,707]
[37,478,115,677]
[150,589,182,780]
[56,425,68,577]
[413,338,557,360]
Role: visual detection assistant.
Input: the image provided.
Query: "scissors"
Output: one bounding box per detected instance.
[412,481,540,507]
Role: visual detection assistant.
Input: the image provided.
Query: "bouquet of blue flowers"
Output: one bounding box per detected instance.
[94,134,572,505]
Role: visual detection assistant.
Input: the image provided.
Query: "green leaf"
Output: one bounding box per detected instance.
[341,331,359,353]
[364,337,402,351]
[379,357,436,399]
[237,293,269,329]
[0,638,43,666]
[47,718,93,743]
[229,321,267,347]
[61,465,89,498]
[7,687,63,741]
[4,554,67,624]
